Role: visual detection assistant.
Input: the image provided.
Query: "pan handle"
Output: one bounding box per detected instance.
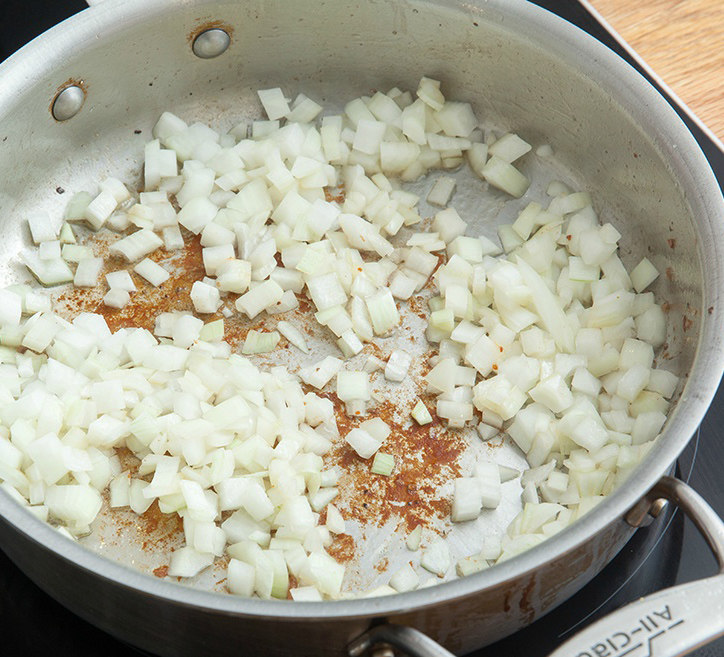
[548,476,724,657]
[347,476,724,657]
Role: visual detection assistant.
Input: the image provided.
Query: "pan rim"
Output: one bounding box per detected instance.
[0,0,723,623]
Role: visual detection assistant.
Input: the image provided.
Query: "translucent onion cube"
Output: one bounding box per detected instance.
[451,477,482,522]
[257,87,290,121]
[134,258,170,286]
[365,288,400,335]
[389,563,420,592]
[420,537,451,576]
[190,281,221,314]
[630,257,660,293]
[344,427,381,459]
[336,371,370,402]
[427,176,456,207]
[482,156,529,198]
[385,349,412,382]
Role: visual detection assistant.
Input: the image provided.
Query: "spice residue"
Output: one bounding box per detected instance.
[153,565,169,578]
[327,533,356,563]
[324,396,464,533]
[138,501,185,551]
[55,219,468,581]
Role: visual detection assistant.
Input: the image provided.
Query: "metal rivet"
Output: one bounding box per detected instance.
[192,28,230,59]
[52,85,85,121]
[649,498,668,518]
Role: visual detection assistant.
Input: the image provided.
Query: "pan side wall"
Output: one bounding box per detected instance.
[0,511,634,655]
[0,0,721,653]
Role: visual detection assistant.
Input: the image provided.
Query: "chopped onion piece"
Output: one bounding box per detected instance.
[406,525,422,551]
[451,477,482,522]
[106,270,136,292]
[365,288,400,335]
[385,349,412,382]
[371,452,395,476]
[242,330,281,354]
[290,586,323,602]
[277,320,309,354]
[0,289,22,327]
[420,537,450,577]
[427,176,456,207]
[389,563,419,592]
[336,371,370,402]
[110,229,163,263]
[103,288,131,309]
[257,88,290,121]
[630,257,659,293]
[21,250,74,286]
[28,212,59,243]
[325,504,346,535]
[411,399,433,425]
[134,258,170,286]
[456,553,489,577]
[482,156,529,198]
[489,133,532,163]
[344,428,381,459]
[168,546,214,577]
[227,558,256,597]
[235,279,284,319]
[299,356,343,389]
[190,281,221,314]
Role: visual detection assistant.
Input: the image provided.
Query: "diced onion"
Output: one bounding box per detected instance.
[134,258,170,286]
[371,452,395,476]
[0,76,678,606]
[242,330,281,355]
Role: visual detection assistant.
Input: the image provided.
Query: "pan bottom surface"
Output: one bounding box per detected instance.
[1,1,723,656]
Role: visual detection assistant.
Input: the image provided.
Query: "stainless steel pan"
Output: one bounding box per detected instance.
[0,1,723,655]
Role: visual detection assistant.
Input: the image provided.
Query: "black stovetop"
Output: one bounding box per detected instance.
[1,2,723,656]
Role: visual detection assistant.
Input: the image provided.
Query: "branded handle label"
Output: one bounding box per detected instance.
[572,605,685,657]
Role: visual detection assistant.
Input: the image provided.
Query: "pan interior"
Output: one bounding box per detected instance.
[0,0,713,601]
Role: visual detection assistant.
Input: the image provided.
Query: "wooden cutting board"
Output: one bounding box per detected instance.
[588,0,724,141]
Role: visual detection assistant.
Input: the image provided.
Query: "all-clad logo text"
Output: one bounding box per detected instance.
[573,606,684,657]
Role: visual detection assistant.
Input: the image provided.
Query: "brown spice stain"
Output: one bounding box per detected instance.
[682,315,693,332]
[54,233,274,352]
[115,446,141,475]
[519,577,537,623]
[667,238,676,249]
[665,267,674,281]
[286,575,299,599]
[503,590,512,613]
[153,565,169,578]
[187,19,235,45]
[323,395,464,533]
[56,233,207,333]
[296,295,311,314]
[324,184,346,204]
[139,501,184,551]
[407,294,428,321]
[50,78,88,121]
[327,533,356,563]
